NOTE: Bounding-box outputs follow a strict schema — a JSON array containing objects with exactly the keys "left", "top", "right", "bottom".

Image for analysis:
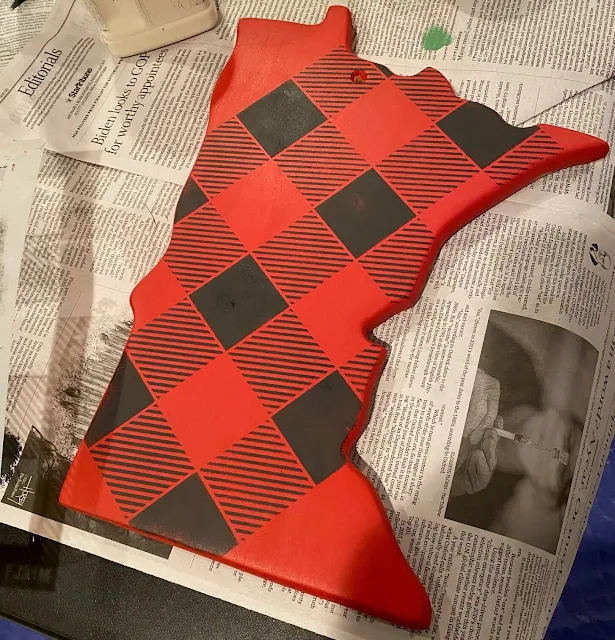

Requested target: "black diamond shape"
[
  {"left": 316, "top": 169, "right": 415, "bottom": 258},
  {"left": 85, "top": 354, "right": 154, "bottom": 447},
  {"left": 174, "top": 177, "right": 208, "bottom": 223},
  {"left": 190, "top": 255, "right": 287, "bottom": 350},
  {"left": 130, "top": 473, "right": 236, "bottom": 555},
  {"left": 437, "top": 102, "right": 539, "bottom": 169},
  {"left": 238, "top": 80, "right": 326, "bottom": 157},
  {"left": 273, "top": 371, "right": 361, "bottom": 484}
]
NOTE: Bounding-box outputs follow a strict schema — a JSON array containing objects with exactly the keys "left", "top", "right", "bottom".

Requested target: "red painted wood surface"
[{"left": 61, "top": 6, "right": 608, "bottom": 628}]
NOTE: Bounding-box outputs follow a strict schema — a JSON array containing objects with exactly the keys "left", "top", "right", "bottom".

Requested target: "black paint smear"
[
  {"left": 56, "top": 318, "right": 133, "bottom": 447},
  {"left": 1, "top": 432, "right": 22, "bottom": 485}
]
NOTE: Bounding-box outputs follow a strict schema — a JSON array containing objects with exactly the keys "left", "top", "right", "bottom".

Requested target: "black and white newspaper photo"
[{"left": 445, "top": 311, "right": 597, "bottom": 554}]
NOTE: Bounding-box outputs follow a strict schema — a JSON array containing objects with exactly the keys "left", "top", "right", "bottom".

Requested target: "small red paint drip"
[{"left": 350, "top": 69, "right": 367, "bottom": 84}]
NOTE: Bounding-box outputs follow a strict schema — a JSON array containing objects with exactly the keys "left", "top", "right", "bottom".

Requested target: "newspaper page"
[
  {"left": 0, "top": 0, "right": 55, "bottom": 73},
  {"left": 0, "top": 0, "right": 228, "bottom": 183},
  {"left": 0, "top": 137, "right": 43, "bottom": 467},
  {"left": 1, "top": 3, "right": 615, "bottom": 640},
  {"left": 0, "top": 0, "right": 613, "bottom": 184}
]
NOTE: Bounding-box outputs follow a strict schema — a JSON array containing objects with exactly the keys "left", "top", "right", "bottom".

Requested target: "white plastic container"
[{"left": 84, "top": 0, "right": 218, "bottom": 58}]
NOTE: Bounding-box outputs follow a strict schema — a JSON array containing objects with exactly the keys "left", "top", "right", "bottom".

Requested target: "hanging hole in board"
[{"left": 350, "top": 69, "right": 367, "bottom": 84}]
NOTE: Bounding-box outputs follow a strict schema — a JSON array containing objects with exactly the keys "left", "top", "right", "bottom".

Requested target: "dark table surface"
[{"left": 0, "top": 524, "right": 326, "bottom": 640}]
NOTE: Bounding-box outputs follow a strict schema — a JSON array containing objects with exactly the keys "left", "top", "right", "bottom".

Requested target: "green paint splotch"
[{"left": 421, "top": 26, "right": 452, "bottom": 51}]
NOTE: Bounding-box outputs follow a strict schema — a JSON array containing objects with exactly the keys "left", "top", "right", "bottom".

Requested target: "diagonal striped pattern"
[
  {"left": 359, "top": 221, "right": 434, "bottom": 301},
  {"left": 201, "top": 424, "right": 314, "bottom": 540},
  {"left": 254, "top": 212, "right": 352, "bottom": 302},
  {"left": 485, "top": 131, "right": 563, "bottom": 185},
  {"left": 192, "top": 118, "right": 269, "bottom": 196},
  {"left": 69, "top": 31, "right": 591, "bottom": 574},
  {"left": 164, "top": 203, "right": 247, "bottom": 291},
  {"left": 230, "top": 310, "right": 335, "bottom": 412},
  {"left": 294, "top": 47, "right": 385, "bottom": 116},
  {"left": 378, "top": 127, "right": 479, "bottom": 213},
  {"left": 127, "top": 300, "right": 222, "bottom": 396},
  {"left": 275, "top": 123, "right": 368, "bottom": 204},
  {"left": 340, "top": 344, "right": 384, "bottom": 397},
  {"left": 393, "top": 68, "right": 462, "bottom": 120},
  {"left": 90, "top": 406, "right": 194, "bottom": 516}
]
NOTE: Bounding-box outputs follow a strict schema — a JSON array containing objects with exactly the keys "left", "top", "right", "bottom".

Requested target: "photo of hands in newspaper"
[{"left": 446, "top": 310, "right": 597, "bottom": 554}]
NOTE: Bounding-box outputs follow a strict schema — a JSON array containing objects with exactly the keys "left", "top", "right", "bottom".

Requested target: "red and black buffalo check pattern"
[{"left": 60, "top": 8, "right": 606, "bottom": 623}]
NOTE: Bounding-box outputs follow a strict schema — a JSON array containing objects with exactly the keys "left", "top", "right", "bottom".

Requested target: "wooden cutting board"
[{"left": 60, "top": 5, "right": 608, "bottom": 628}]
